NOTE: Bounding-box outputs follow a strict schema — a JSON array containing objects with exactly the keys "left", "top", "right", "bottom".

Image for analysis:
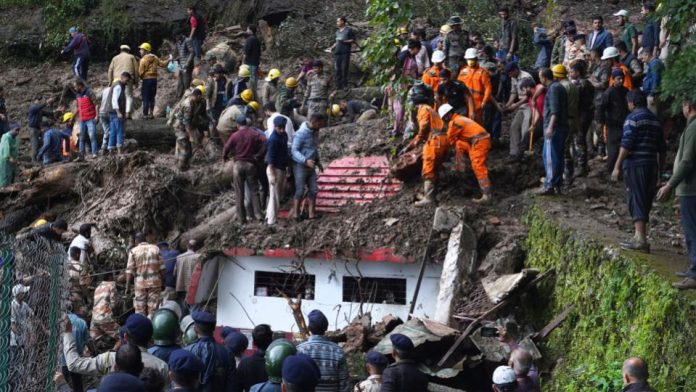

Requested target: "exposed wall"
[{"left": 524, "top": 207, "right": 696, "bottom": 391}]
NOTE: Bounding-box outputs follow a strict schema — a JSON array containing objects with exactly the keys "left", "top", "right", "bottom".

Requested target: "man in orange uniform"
[
  {"left": 602, "top": 46, "right": 634, "bottom": 90},
  {"left": 404, "top": 93, "right": 450, "bottom": 206},
  {"left": 439, "top": 103, "right": 492, "bottom": 203},
  {"left": 457, "top": 48, "right": 492, "bottom": 125},
  {"left": 421, "top": 50, "right": 447, "bottom": 104}
]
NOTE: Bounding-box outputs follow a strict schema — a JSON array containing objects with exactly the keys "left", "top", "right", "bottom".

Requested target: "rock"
[
  {"left": 433, "top": 207, "right": 464, "bottom": 232},
  {"left": 343, "top": 314, "right": 371, "bottom": 354},
  {"left": 478, "top": 235, "right": 525, "bottom": 277},
  {"left": 368, "top": 314, "right": 403, "bottom": 344}
]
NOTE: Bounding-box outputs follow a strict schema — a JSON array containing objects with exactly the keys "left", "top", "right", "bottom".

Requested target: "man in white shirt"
[{"left": 263, "top": 102, "right": 294, "bottom": 147}]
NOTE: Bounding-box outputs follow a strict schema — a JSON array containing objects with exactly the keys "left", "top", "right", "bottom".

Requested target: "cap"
[
  {"left": 9, "top": 122, "right": 20, "bottom": 131},
  {"left": 390, "top": 333, "right": 414, "bottom": 352},
  {"left": 156, "top": 241, "right": 169, "bottom": 248},
  {"left": 223, "top": 330, "right": 249, "bottom": 354},
  {"left": 281, "top": 354, "right": 321, "bottom": 389},
  {"left": 312, "top": 60, "right": 324, "bottom": 68},
  {"left": 307, "top": 309, "right": 328, "bottom": 334},
  {"left": 168, "top": 349, "right": 204, "bottom": 375},
  {"left": 68, "top": 27, "right": 78, "bottom": 34},
  {"left": 191, "top": 310, "right": 216, "bottom": 326},
  {"left": 613, "top": 9, "right": 629, "bottom": 17},
  {"left": 611, "top": 67, "right": 624, "bottom": 78},
  {"left": 492, "top": 365, "right": 517, "bottom": 385},
  {"left": 601, "top": 46, "right": 620, "bottom": 60},
  {"left": 431, "top": 50, "right": 445, "bottom": 63},
  {"left": 97, "top": 373, "right": 145, "bottom": 392},
  {"left": 273, "top": 116, "right": 288, "bottom": 128},
  {"left": 366, "top": 351, "right": 389, "bottom": 367},
  {"left": 12, "top": 284, "right": 30, "bottom": 297},
  {"left": 120, "top": 45, "right": 131, "bottom": 51},
  {"left": 125, "top": 313, "right": 154, "bottom": 341},
  {"left": 447, "top": 15, "right": 464, "bottom": 25},
  {"left": 235, "top": 115, "right": 248, "bottom": 125}
]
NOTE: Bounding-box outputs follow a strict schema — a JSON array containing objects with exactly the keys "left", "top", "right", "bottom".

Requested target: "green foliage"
[
  {"left": 43, "top": 0, "right": 95, "bottom": 49},
  {"left": 523, "top": 207, "right": 696, "bottom": 391},
  {"left": 361, "top": 0, "right": 413, "bottom": 86},
  {"left": 657, "top": 0, "right": 696, "bottom": 110}
]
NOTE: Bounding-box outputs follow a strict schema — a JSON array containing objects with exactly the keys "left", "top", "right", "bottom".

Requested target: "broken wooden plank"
[{"left": 533, "top": 304, "right": 576, "bottom": 342}]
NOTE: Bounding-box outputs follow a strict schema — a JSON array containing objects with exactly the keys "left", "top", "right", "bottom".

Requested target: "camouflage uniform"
[
  {"left": 304, "top": 72, "right": 331, "bottom": 118},
  {"left": 66, "top": 257, "right": 92, "bottom": 318},
  {"left": 90, "top": 281, "right": 119, "bottom": 341},
  {"left": 444, "top": 30, "right": 469, "bottom": 75},
  {"left": 276, "top": 85, "right": 300, "bottom": 119},
  {"left": 354, "top": 375, "right": 383, "bottom": 392},
  {"left": 126, "top": 242, "right": 165, "bottom": 317},
  {"left": 170, "top": 95, "right": 208, "bottom": 171}
]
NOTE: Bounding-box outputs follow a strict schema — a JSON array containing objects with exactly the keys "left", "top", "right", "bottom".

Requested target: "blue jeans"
[
  {"left": 192, "top": 38, "right": 203, "bottom": 60},
  {"left": 293, "top": 163, "right": 318, "bottom": 201},
  {"left": 100, "top": 114, "right": 110, "bottom": 150},
  {"left": 72, "top": 56, "right": 89, "bottom": 81},
  {"left": 681, "top": 196, "right": 696, "bottom": 278},
  {"left": 79, "top": 119, "right": 98, "bottom": 155},
  {"left": 543, "top": 130, "right": 567, "bottom": 189},
  {"left": 108, "top": 112, "right": 124, "bottom": 149},
  {"left": 141, "top": 79, "right": 157, "bottom": 116}
]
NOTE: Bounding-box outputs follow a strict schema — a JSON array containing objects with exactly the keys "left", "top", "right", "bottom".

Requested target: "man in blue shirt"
[
  {"left": 639, "top": 49, "right": 665, "bottom": 115},
  {"left": 27, "top": 96, "right": 54, "bottom": 162},
  {"left": 291, "top": 113, "right": 326, "bottom": 221},
  {"left": 185, "top": 311, "right": 236, "bottom": 392},
  {"left": 587, "top": 16, "right": 613, "bottom": 53},
  {"left": 266, "top": 116, "right": 290, "bottom": 226},
  {"left": 157, "top": 241, "right": 180, "bottom": 300},
  {"left": 538, "top": 66, "right": 569, "bottom": 196},
  {"left": 612, "top": 90, "right": 666, "bottom": 253},
  {"left": 532, "top": 26, "right": 552, "bottom": 70},
  {"left": 640, "top": 3, "right": 661, "bottom": 58},
  {"left": 38, "top": 122, "right": 69, "bottom": 165},
  {"left": 61, "top": 27, "right": 91, "bottom": 81}
]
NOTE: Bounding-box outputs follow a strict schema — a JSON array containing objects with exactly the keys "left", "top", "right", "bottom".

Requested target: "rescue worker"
[
  {"left": 596, "top": 68, "right": 630, "bottom": 173},
  {"left": 229, "top": 66, "right": 252, "bottom": 103},
  {"left": 216, "top": 88, "right": 253, "bottom": 142},
  {"left": 570, "top": 60, "right": 595, "bottom": 177},
  {"left": 185, "top": 311, "right": 236, "bottom": 391},
  {"left": 61, "top": 27, "right": 90, "bottom": 81},
  {"left": 458, "top": 48, "right": 492, "bottom": 125},
  {"left": 38, "top": 118, "right": 69, "bottom": 165},
  {"left": 206, "top": 65, "right": 230, "bottom": 124},
  {"left": 149, "top": 301, "right": 182, "bottom": 363},
  {"left": 168, "top": 349, "right": 204, "bottom": 392},
  {"left": 138, "top": 42, "right": 172, "bottom": 119},
  {"left": 616, "top": 40, "right": 643, "bottom": 88},
  {"left": 444, "top": 15, "right": 469, "bottom": 75},
  {"left": 440, "top": 103, "right": 492, "bottom": 203},
  {"left": 170, "top": 86, "right": 208, "bottom": 171},
  {"left": 380, "top": 334, "right": 428, "bottom": 392},
  {"left": 421, "top": 50, "right": 447, "bottom": 101},
  {"left": 354, "top": 351, "right": 388, "bottom": 392},
  {"left": 175, "top": 35, "right": 195, "bottom": 100},
  {"left": 0, "top": 122, "right": 19, "bottom": 187},
  {"left": 602, "top": 47, "right": 633, "bottom": 90},
  {"left": 89, "top": 278, "right": 120, "bottom": 343},
  {"left": 125, "top": 232, "right": 165, "bottom": 318},
  {"left": 107, "top": 45, "right": 139, "bottom": 118},
  {"left": 249, "top": 339, "right": 297, "bottom": 392},
  {"left": 262, "top": 69, "right": 282, "bottom": 106},
  {"left": 109, "top": 72, "right": 132, "bottom": 154},
  {"left": 67, "top": 246, "right": 92, "bottom": 318},
  {"left": 437, "top": 69, "right": 475, "bottom": 118},
  {"left": 336, "top": 100, "right": 377, "bottom": 123},
  {"left": 403, "top": 91, "right": 449, "bottom": 207},
  {"left": 554, "top": 64, "right": 581, "bottom": 181},
  {"left": 277, "top": 77, "right": 301, "bottom": 120},
  {"left": 303, "top": 60, "right": 332, "bottom": 118},
  {"left": 64, "top": 313, "right": 169, "bottom": 384},
  {"left": 222, "top": 115, "right": 267, "bottom": 223}
]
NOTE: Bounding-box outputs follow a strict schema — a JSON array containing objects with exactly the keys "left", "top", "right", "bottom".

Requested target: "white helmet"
[
  {"left": 431, "top": 50, "right": 446, "bottom": 63},
  {"left": 492, "top": 366, "right": 517, "bottom": 385},
  {"left": 464, "top": 48, "right": 478, "bottom": 60},
  {"left": 438, "top": 103, "right": 454, "bottom": 118},
  {"left": 601, "top": 46, "right": 620, "bottom": 60}
]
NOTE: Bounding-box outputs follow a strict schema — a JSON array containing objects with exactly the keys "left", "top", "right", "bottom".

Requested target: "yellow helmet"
[
  {"left": 331, "top": 104, "right": 342, "bottom": 116},
  {"left": 239, "top": 66, "right": 251, "bottom": 78},
  {"left": 62, "top": 112, "right": 74, "bottom": 123},
  {"left": 139, "top": 42, "right": 152, "bottom": 52},
  {"left": 551, "top": 64, "right": 567, "bottom": 78},
  {"left": 265, "top": 68, "right": 281, "bottom": 81},
  {"left": 440, "top": 25, "right": 452, "bottom": 34},
  {"left": 285, "top": 77, "right": 298, "bottom": 89},
  {"left": 191, "top": 78, "right": 205, "bottom": 87},
  {"left": 240, "top": 89, "right": 254, "bottom": 103},
  {"left": 247, "top": 101, "right": 260, "bottom": 113},
  {"left": 195, "top": 85, "right": 206, "bottom": 95}
]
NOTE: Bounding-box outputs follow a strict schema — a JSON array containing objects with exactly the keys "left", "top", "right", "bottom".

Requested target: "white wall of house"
[{"left": 216, "top": 256, "right": 443, "bottom": 332}]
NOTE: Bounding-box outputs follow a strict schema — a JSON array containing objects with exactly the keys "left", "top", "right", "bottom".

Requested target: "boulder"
[{"left": 478, "top": 235, "right": 526, "bottom": 277}]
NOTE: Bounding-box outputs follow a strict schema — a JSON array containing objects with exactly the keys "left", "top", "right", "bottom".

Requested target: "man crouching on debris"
[
  {"left": 171, "top": 86, "right": 207, "bottom": 171},
  {"left": 381, "top": 334, "right": 428, "bottom": 392},
  {"left": 290, "top": 113, "right": 326, "bottom": 221}
]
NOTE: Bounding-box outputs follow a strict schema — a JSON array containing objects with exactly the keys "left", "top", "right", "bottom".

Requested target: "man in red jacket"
[{"left": 74, "top": 79, "right": 99, "bottom": 159}]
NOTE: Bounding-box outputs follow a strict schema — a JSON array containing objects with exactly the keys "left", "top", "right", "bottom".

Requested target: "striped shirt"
[
  {"left": 621, "top": 107, "right": 666, "bottom": 168},
  {"left": 297, "top": 335, "right": 350, "bottom": 392}
]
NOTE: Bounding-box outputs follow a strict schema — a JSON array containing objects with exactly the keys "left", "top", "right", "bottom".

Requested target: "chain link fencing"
[{"left": 1, "top": 233, "right": 67, "bottom": 392}]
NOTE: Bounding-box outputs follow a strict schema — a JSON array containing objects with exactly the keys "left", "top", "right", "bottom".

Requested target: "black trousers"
[{"left": 335, "top": 53, "right": 350, "bottom": 89}]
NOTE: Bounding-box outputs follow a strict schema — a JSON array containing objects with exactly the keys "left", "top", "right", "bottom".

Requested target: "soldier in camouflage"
[
  {"left": 90, "top": 279, "right": 120, "bottom": 344},
  {"left": 126, "top": 232, "right": 165, "bottom": 318},
  {"left": 303, "top": 60, "right": 332, "bottom": 119},
  {"left": 444, "top": 16, "right": 469, "bottom": 75},
  {"left": 170, "top": 86, "right": 208, "bottom": 171},
  {"left": 67, "top": 246, "right": 92, "bottom": 318}
]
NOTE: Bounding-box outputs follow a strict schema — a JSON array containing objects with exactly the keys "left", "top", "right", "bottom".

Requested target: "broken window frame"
[{"left": 342, "top": 276, "right": 407, "bottom": 305}]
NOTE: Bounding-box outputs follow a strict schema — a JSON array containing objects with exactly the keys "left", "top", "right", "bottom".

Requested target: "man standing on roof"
[
  {"left": 126, "top": 232, "right": 165, "bottom": 318},
  {"left": 330, "top": 17, "right": 356, "bottom": 90},
  {"left": 291, "top": 113, "right": 326, "bottom": 221},
  {"left": 138, "top": 42, "right": 172, "bottom": 120},
  {"left": 108, "top": 45, "right": 139, "bottom": 119},
  {"left": 443, "top": 16, "right": 468, "bottom": 75},
  {"left": 458, "top": 48, "right": 492, "bottom": 125},
  {"left": 61, "top": 27, "right": 90, "bottom": 81}
]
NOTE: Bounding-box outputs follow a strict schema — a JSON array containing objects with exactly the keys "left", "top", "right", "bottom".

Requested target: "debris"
[
  {"left": 533, "top": 305, "right": 576, "bottom": 342},
  {"left": 383, "top": 218, "right": 399, "bottom": 227},
  {"left": 481, "top": 269, "right": 540, "bottom": 304},
  {"left": 477, "top": 234, "right": 525, "bottom": 277},
  {"left": 487, "top": 216, "right": 502, "bottom": 226}
]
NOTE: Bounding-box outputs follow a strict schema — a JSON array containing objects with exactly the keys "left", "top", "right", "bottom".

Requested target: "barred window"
[
  {"left": 342, "top": 277, "right": 407, "bottom": 305},
  {"left": 254, "top": 271, "right": 316, "bottom": 299}
]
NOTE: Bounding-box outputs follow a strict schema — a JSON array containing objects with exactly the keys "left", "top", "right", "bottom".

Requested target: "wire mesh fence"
[{"left": 1, "top": 233, "right": 67, "bottom": 392}]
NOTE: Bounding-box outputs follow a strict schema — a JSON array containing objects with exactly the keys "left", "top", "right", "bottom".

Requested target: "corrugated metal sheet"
[{"left": 316, "top": 156, "right": 402, "bottom": 212}]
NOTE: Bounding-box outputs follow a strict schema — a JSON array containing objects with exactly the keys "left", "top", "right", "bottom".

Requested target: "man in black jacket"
[
  {"left": 621, "top": 357, "right": 656, "bottom": 392},
  {"left": 596, "top": 68, "right": 629, "bottom": 173},
  {"left": 233, "top": 324, "right": 273, "bottom": 391},
  {"left": 381, "top": 334, "right": 428, "bottom": 392}
]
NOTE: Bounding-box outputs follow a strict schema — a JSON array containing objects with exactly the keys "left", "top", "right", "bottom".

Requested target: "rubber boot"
[
  {"left": 415, "top": 181, "right": 434, "bottom": 207},
  {"left": 474, "top": 187, "right": 492, "bottom": 204}
]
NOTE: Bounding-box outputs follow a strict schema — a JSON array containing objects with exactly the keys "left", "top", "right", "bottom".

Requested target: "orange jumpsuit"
[
  {"left": 421, "top": 65, "right": 447, "bottom": 98},
  {"left": 446, "top": 113, "right": 491, "bottom": 191},
  {"left": 457, "top": 65, "right": 492, "bottom": 125},
  {"left": 609, "top": 63, "right": 634, "bottom": 90},
  {"left": 415, "top": 105, "right": 449, "bottom": 181}
]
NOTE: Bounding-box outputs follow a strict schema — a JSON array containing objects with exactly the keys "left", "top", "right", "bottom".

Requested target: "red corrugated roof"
[{"left": 316, "top": 156, "right": 402, "bottom": 212}]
